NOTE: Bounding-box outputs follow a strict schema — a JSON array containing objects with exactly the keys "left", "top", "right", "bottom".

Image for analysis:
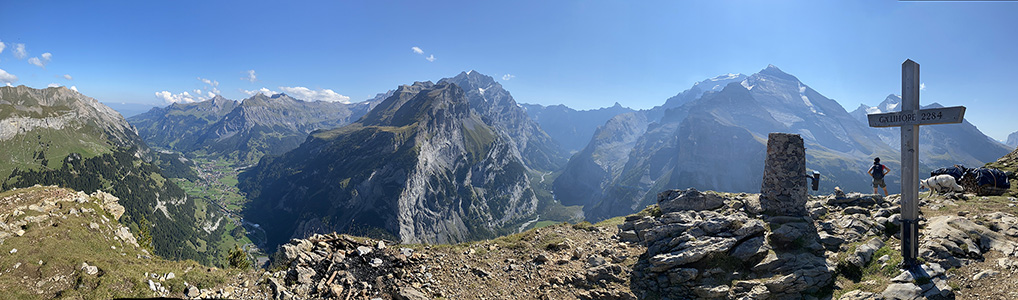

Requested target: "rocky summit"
[{"left": 620, "top": 188, "right": 834, "bottom": 299}]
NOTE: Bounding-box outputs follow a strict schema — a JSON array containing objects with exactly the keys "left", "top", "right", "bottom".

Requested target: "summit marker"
[{"left": 867, "top": 59, "right": 965, "bottom": 267}]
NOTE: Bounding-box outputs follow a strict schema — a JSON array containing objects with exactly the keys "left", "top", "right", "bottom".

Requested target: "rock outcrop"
[
  {"left": 263, "top": 221, "right": 644, "bottom": 300},
  {"left": 620, "top": 188, "right": 834, "bottom": 299}
]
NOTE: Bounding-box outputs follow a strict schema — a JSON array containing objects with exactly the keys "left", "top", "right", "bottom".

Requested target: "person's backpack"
[{"left": 871, "top": 164, "right": 885, "bottom": 179}]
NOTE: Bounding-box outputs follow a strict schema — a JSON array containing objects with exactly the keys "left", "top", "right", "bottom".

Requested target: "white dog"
[{"left": 920, "top": 174, "right": 964, "bottom": 195}]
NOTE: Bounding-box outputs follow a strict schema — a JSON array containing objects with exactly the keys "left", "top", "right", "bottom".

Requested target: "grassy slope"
[
  {"left": 0, "top": 126, "right": 112, "bottom": 180},
  {"left": 0, "top": 186, "right": 236, "bottom": 299}
]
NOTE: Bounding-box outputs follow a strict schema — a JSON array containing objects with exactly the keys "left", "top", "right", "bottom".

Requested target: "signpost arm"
[{"left": 901, "top": 59, "right": 921, "bottom": 267}]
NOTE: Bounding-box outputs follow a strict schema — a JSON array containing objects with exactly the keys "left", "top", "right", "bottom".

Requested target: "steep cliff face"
[
  {"left": 240, "top": 82, "right": 538, "bottom": 247},
  {"left": 439, "top": 71, "right": 566, "bottom": 171}
]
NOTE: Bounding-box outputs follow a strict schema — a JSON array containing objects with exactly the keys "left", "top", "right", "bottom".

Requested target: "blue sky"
[{"left": 1, "top": 1, "right": 1016, "bottom": 140}]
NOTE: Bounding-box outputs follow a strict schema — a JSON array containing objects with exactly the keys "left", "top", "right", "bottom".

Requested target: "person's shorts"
[{"left": 873, "top": 178, "right": 886, "bottom": 188}]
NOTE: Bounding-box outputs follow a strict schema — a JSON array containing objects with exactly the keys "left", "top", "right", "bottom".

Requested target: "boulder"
[
  {"left": 649, "top": 237, "right": 736, "bottom": 271},
  {"left": 847, "top": 237, "right": 885, "bottom": 268},
  {"left": 93, "top": 191, "right": 125, "bottom": 220},
  {"left": 730, "top": 236, "right": 770, "bottom": 263},
  {"left": 972, "top": 269, "right": 1000, "bottom": 281},
  {"left": 657, "top": 188, "right": 725, "bottom": 213},
  {"left": 185, "top": 285, "right": 200, "bottom": 298},
  {"left": 838, "top": 290, "right": 880, "bottom": 300},
  {"left": 882, "top": 283, "right": 922, "bottom": 300},
  {"left": 396, "top": 286, "right": 429, "bottom": 300}
]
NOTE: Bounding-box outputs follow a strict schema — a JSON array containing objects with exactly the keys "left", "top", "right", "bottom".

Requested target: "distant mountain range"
[
  {"left": 552, "top": 65, "right": 1010, "bottom": 221},
  {"left": 849, "top": 94, "right": 1011, "bottom": 169},
  {"left": 519, "top": 103, "right": 635, "bottom": 154},
  {"left": 129, "top": 93, "right": 375, "bottom": 165},
  {"left": 103, "top": 101, "right": 159, "bottom": 118}
]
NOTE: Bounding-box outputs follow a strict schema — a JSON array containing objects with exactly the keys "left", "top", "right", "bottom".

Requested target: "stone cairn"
[
  {"left": 620, "top": 132, "right": 834, "bottom": 299},
  {"left": 760, "top": 132, "right": 807, "bottom": 216}
]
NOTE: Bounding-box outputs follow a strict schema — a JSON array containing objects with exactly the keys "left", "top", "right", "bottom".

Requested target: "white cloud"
[
  {"left": 920, "top": 83, "right": 926, "bottom": 91},
  {"left": 279, "top": 86, "right": 351, "bottom": 103},
  {"left": 28, "top": 57, "right": 45, "bottom": 68},
  {"left": 28, "top": 52, "right": 52, "bottom": 68},
  {"left": 242, "top": 87, "right": 279, "bottom": 96},
  {"left": 0, "top": 41, "right": 5, "bottom": 54},
  {"left": 502, "top": 74, "right": 515, "bottom": 81},
  {"left": 156, "top": 77, "right": 223, "bottom": 104},
  {"left": 63, "top": 74, "right": 73, "bottom": 80},
  {"left": 411, "top": 46, "right": 423, "bottom": 54},
  {"left": 156, "top": 91, "right": 199, "bottom": 104},
  {"left": 0, "top": 68, "right": 17, "bottom": 84},
  {"left": 197, "top": 77, "right": 221, "bottom": 94},
  {"left": 13, "top": 43, "right": 27, "bottom": 59},
  {"left": 243, "top": 69, "right": 257, "bottom": 82},
  {"left": 70, "top": 86, "right": 77, "bottom": 92},
  {"left": 426, "top": 54, "right": 435, "bottom": 62},
  {"left": 47, "top": 83, "right": 60, "bottom": 88}
]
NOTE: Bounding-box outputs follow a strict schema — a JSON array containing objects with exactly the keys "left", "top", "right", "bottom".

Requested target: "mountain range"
[
  {"left": 129, "top": 93, "right": 376, "bottom": 165},
  {"left": 849, "top": 94, "right": 1012, "bottom": 169},
  {"left": 239, "top": 81, "right": 541, "bottom": 246},
  {"left": 552, "top": 65, "right": 1010, "bottom": 221},
  {"left": 519, "top": 102, "right": 635, "bottom": 154},
  {"left": 6, "top": 66, "right": 1005, "bottom": 257},
  {"left": 126, "top": 67, "right": 1009, "bottom": 245}
]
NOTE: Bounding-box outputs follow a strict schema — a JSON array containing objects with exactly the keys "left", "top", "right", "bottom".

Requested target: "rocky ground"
[
  {"left": 3, "top": 183, "right": 1018, "bottom": 299},
  {"left": 263, "top": 220, "right": 645, "bottom": 300}
]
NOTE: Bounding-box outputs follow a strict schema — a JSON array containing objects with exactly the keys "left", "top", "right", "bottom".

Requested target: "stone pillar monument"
[{"left": 760, "top": 133, "right": 807, "bottom": 216}]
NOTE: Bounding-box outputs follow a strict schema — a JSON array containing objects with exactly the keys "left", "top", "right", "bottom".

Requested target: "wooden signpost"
[{"left": 867, "top": 59, "right": 966, "bottom": 267}]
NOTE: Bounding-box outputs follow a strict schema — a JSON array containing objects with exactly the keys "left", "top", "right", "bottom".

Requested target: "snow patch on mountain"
[
  {"left": 798, "top": 83, "right": 823, "bottom": 115},
  {"left": 740, "top": 80, "right": 754, "bottom": 91}
]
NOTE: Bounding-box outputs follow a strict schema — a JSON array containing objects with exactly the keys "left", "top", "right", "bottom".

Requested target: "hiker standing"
[{"left": 868, "top": 157, "right": 890, "bottom": 196}]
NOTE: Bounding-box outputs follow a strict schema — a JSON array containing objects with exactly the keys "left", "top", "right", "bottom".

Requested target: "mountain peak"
[
  {"left": 759, "top": 64, "right": 792, "bottom": 77},
  {"left": 445, "top": 71, "right": 497, "bottom": 89}
]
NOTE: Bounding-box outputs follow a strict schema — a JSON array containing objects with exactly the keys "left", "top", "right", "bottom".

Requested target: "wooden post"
[
  {"left": 867, "top": 59, "right": 965, "bottom": 268},
  {"left": 900, "top": 60, "right": 920, "bottom": 266}
]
